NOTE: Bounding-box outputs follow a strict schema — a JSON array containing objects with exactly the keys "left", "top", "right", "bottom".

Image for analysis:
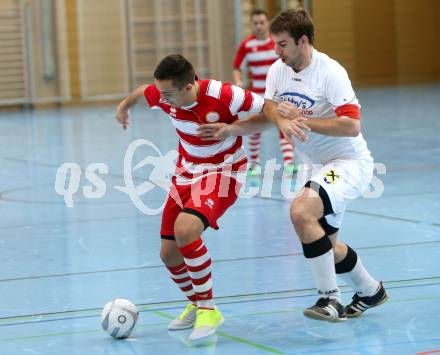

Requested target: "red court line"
[{"left": 417, "top": 350, "right": 440, "bottom": 355}]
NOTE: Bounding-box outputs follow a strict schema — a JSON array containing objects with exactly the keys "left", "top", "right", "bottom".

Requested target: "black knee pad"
[
  {"left": 335, "top": 245, "right": 358, "bottom": 274},
  {"left": 302, "top": 235, "right": 333, "bottom": 258}
]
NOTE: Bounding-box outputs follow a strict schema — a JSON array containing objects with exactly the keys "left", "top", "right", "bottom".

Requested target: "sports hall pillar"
[{"left": 65, "top": 0, "right": 81, "bottom": 102}]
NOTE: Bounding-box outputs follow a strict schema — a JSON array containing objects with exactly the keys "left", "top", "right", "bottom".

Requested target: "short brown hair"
[
  {"left": 251, "top": 9, "right": 268, "bottom": 18},
  {"left": 153, "top": 54, "right": 195, "bottom": 89},
  {"left": 270, "top": 9, "right": 314, "bottom": 45}
]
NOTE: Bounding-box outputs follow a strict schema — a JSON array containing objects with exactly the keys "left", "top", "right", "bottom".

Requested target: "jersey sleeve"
[
  {"left": 219, "top": 83, "right": 264, "bottom": 116},
  {"left": 232, "top": 41, "right": 247, "bottom": 70},
  {"left": 325, "top": 65, "right": 358, "bottom": 108},
  {"left": 144, "top": 85, "right": 160, "bottom": 108},
  {"left": 264, "top": 62, "right": 281, "bottom": 102},
  {"left": 239, "top": 89, "right": 264, "bottom": 114}
]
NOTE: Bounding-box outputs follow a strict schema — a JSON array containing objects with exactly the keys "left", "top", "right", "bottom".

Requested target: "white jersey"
[{"left": 265, "top": 49, "right": 373, "bottom": 164}]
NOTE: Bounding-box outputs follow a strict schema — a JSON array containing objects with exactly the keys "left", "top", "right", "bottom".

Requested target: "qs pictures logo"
[{"left": 54, "top": 139, "right": 180, "bottom": 215}]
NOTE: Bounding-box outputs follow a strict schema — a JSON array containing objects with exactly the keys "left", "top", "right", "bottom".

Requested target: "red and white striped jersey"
[
  {"left": 144, "top": 79, "right": 264, "bottom": 184},
  {"left": 233, "top": 34, "right": 278, "bottom": 94}
]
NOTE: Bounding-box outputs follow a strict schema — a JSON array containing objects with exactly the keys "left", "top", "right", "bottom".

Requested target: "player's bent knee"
[
  {"left": 174, "top": 211, "right": 206, "bottom": 243},
  {"left": 173, "top": 222, "right": 194, "bottom": 242},
  {"left": 290, "top": 201, "right": 313, "bottom": 228}
]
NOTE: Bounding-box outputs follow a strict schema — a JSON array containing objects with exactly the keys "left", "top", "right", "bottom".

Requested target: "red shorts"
[{"left": 160, "top": 173, "right": 241, "bottom": 236}]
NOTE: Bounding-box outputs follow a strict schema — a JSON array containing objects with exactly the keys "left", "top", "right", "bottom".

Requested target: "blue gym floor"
[{"left": 0, "top": 84, "right": 439, "bottom": 354}]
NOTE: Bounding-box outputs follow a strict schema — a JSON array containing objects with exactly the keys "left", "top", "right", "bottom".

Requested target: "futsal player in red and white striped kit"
[
  {"left": 116, "top": 54, "right": 270, "bottom": 341},
  {"left": 233, "top": 9, "right": 296, "bottom": 176}
]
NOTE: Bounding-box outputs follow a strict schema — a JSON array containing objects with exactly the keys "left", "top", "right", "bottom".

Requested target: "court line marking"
[
  {"left": 216, "top": 331, "right": 284, "bottom": 354},
  {"left": 0, "top": 307, "right": 284, "bottom": 354},
  {"left": 152, "top": 309, "right": 284, "bottom": 354},
  {"left": 0, "top": 320, "right": 169, "bottom": 342},
  {"left": 1, "top": 287, "right": 439, "bottom": 354},
  {"left": 3, "top": 155, "right": 440, "bottom": 175},
  {"left": 2, "top": 184, "right": 440, "bottom": 208},
  {"left": 295, "top": 337, "right": 440, "bottom": 354},
  {"left": 0, "top": 214, "right": 144, "bottom": 230},
  {"left": 1, "top": 143, "right": 439, "bottom": 352},
  {"left": 1, "top": 240, "right": 439, "bottom": 283},
  {"left": 346, "top": 210, "right": 440, "bottom": 227},
  {"left": 255, "top": 195, "right": 440, "bottom": 227},
  {"left": 0, "top": 178, "right": 438, "bottom": 228},
  {"left": 417, "top": 350, "right": 440, "bottom": 355},
  {"left": 0, "top": 199, "right": 277, "bottom": 230},
  {"left": 0, "top": 278, "right": 439, "bottom": 326},
  {"left": 2, "top": 178, "right": 440, "bottom": 207},
  {"left": 1, "top": 157, "right": 439, "bottom": 214}
]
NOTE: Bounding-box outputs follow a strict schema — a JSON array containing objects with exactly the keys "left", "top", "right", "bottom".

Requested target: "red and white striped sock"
[
  {"left": 279, "top": 131, "right": 294, "bottom": 166},
  {"left": 248, "top": 133, "right": 262, "bottom": 165},
  {"left": 179, "top": 238, "right": 214, "bottom": 310},
  {"left": 166, "top": 263, "right": 197, "bottom": 304}
]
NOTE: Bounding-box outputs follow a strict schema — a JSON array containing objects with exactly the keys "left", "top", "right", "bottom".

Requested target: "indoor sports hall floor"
[{"left": 0, "top": 84, "right": 439, "bottom": 355}]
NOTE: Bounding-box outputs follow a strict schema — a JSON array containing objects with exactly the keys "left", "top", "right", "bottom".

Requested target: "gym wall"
[{"left": 0, "top": 0, "right": 438, "bottom": 107}]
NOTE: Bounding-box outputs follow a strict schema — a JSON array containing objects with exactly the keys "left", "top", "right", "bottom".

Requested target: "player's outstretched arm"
[
  {"left": 197, "top": 113, "right": 272, "bottom": 140},
  {"left": 116, "top": 85, "right": 148, "bottom": 130}
]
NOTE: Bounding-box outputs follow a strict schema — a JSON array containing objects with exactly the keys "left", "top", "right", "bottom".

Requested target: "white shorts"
[{"left": 295, "top": 159, "right": 374, "bottom": 229}]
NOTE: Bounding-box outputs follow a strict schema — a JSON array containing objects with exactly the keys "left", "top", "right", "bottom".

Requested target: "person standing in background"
[{"left": 233, "top": 9, "right": 296, "bottom": 176}]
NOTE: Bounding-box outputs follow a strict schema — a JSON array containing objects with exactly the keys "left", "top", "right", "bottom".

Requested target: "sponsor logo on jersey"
[
  {"left": 280, "top": 92, "right": 315, "bottom": 109},
  {"left": 324, "top": 169, "right": 340, "bottom": 184},
  {"left": 205, "top": 111, "right": 220, "bottom": 122}
]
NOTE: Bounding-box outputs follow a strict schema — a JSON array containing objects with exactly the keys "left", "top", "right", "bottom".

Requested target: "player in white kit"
[
  {"left": 265, "top": 8, "right": 389, "bottom": 321},
  {"left": 199, "top": 9, "right": 389, "bottom": 322}
]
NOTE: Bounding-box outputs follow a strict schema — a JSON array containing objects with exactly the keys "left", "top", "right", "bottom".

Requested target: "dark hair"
[
  {"left": 270, "top": 9, "right": 314, "bottom": 45},
  {"left": 153, "top": 54, "right": 195, "bottom": 89},
  {"left": 251, "top": 9, "right": 268, "bottom": 18}
]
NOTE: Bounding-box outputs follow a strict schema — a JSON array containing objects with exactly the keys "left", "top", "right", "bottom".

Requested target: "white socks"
[
  {"left": 339, "top": 257, "right": 380, "bottom": 296},
  {"left": 302, "top": 235, "right": 341, "bottom": 302}
]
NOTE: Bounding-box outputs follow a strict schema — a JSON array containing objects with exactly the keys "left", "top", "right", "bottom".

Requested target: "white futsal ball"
[{"left": 101, "top": 299, "right": 139, "bottom": 339}]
